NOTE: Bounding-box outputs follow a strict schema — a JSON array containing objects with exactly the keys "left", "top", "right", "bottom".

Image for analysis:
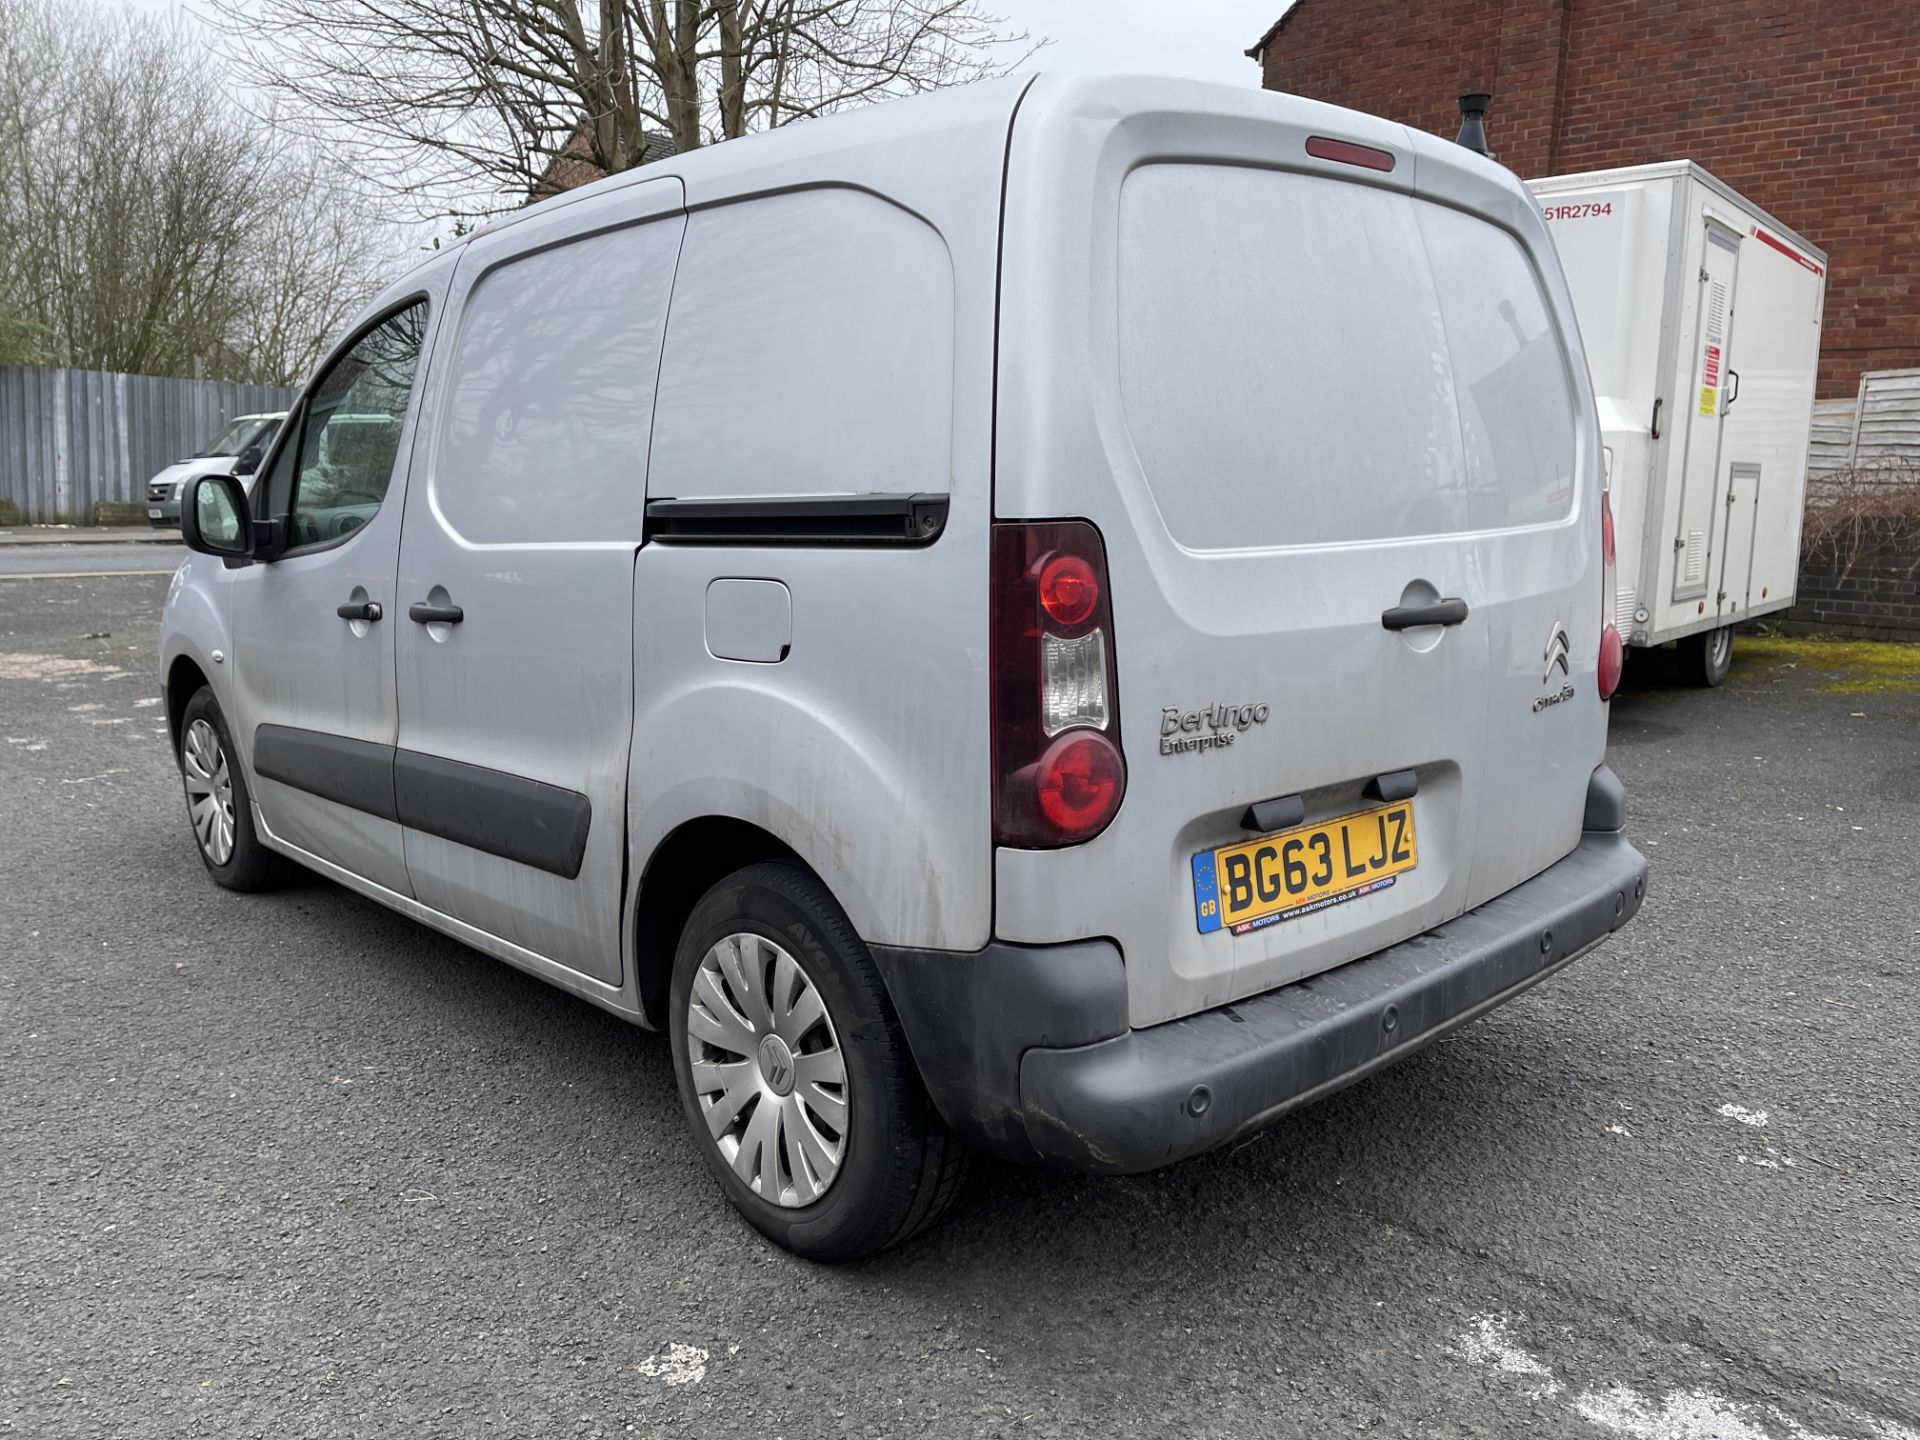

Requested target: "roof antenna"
[{"left": 1456, "top": 93, "right": 1493, "bottom": 157}]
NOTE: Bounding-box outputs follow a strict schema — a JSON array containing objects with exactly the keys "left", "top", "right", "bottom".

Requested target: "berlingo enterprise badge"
[{"left": 1160, "top": 701, "right": 1269, "bottom": 756}]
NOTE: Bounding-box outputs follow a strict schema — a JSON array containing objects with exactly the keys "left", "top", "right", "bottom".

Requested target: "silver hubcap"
[
  {"left": 181, "top": 718, "right": 235, "bottom": 866},
  {"left": 687, "top": 932, "right": 848, "bottom": 1208},
  {"left": 1710, "top": 628, "right": 1732, "bottom": 670}
]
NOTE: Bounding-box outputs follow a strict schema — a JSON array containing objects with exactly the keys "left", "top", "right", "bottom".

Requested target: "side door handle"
[
  {"left": 409, "top": 601, "right": 464, "bottom": 625},
  {"left": 336, "top": 600, "right": 383, "bottom": 622},
  {"left": 1381, "top": 598, "right": 1469, "bottom": 630}
]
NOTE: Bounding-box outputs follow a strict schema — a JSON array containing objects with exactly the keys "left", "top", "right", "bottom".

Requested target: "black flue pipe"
[{"left": 1456, "top": 93, "right": 1493, "bottom": 156}]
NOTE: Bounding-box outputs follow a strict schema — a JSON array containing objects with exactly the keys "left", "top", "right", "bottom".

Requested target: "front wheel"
[
  {"left": 1680, "top": 625, "right": 1734, "bottom": 687},
  {"left": 177, "top": 687, "right": 281, "bottom": 892},
  {"left": 668, "top": 861, "right": 968, "bottom": 1261}
]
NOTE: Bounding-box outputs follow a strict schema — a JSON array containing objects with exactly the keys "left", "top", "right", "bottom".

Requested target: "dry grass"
[{"left": 1801, "top": 463, "right": 1920, "bottom": 583}]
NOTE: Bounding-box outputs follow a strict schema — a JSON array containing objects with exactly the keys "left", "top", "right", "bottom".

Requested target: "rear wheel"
[
  {"left": 667, "top": 860, "right": 968, "bottom": 1261},
  {"left": 177, "top": 687, "right": 281, "bottom": 892},
  {"left": 1680, "top": 625, "right": 1734, "bottom": 687}
]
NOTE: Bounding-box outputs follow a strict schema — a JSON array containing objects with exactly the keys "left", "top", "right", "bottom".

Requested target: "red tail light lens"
[
  {"left": 992, "top": 521, "right": 1125, "bottom": 847},
  {"left": 1599, "top": 625, "right": 1624, "bottom": 700},
  {"left": 1599, "top": 490, "right": 1623, "bottom": 700},
  {"left": 1033, "top": 732, "right": 1125, "bottom": 833},
  {"left": 1038, "top": 554, "right": 1099, "bottom": 627}
]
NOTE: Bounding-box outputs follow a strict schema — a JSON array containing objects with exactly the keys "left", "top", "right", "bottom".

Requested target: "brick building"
[
  {"left": 1247, "top": 0, "right": 1920, "bottom": 398},
  {"left": 531, "top": 124, "right": 677, "bottom": 203}
]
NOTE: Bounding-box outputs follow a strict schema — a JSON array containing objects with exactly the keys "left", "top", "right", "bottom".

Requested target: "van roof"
[
  {"left": 458, "top": 72, "right": 1035, "bottom": 252},
  {"left": 378, "top": 73, "right": 1534, "bottom": 315}
]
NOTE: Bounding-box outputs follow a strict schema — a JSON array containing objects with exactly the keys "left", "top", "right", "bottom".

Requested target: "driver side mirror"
[
  {"left": 182, "top": 474, "right": 254, "bottom": 561},
  {"left": 233, "top": 444, "right": 263, "bottom": 477}
]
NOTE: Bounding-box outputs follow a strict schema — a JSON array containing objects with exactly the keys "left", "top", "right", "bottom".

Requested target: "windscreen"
[
  {"left": 193, "top": 418, "right": 257, "bottom": 458},
  {"left": 1116, "top": 164, "right": 1577, "bottom": 550}
]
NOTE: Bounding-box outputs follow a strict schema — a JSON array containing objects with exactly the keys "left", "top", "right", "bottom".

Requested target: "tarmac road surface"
[{"left": 2, "top": 574, "right": 1916, "bottom": 1438}]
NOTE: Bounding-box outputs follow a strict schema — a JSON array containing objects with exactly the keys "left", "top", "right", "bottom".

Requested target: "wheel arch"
[
  {"left": 164, "top": 654, "right": 212, "bottom": 754},
  {"left": 632, "top": 815, "right": 807, "bottom": 1027}
]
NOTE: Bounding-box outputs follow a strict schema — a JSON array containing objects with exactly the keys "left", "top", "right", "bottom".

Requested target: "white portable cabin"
[{"left": 1527, "top": 162, "right": 1826, "bottom": 677}]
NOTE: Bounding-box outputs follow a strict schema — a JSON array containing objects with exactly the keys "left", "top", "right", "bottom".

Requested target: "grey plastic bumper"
[{"left": 875, "top": 785, "right": 1647, "bottom": 1174}]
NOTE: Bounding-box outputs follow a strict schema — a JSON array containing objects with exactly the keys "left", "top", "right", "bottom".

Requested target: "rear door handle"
[
  {"left": 409, "top": 602, "right": 464, "bottom": 625},
  {"left": 336, "top": 601, "right": 382, "bottom": 622},
  {"left": 1381, "top": 598, "right": 1469, "bottom": 630}
]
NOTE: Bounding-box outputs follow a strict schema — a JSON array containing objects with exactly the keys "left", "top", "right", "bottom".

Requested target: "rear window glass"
[
  {"left": 1117, "top": 164, "right": 1577, "bottom": 550},
  {"left": 649, "top": 188, "right": 953, "bottom": 501}
]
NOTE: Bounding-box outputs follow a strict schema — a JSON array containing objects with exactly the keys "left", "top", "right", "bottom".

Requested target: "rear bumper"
[{"left": 874, "top": 772, "right": 1648, "bottom": 1174}]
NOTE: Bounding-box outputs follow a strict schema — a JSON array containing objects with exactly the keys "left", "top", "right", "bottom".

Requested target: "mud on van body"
[{"left": 161, "top": 74, "right": 1647, "bottom": 1260}]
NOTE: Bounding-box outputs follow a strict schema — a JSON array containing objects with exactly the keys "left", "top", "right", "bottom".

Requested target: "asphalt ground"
[
  {"left": 0, "top": 543, "right": 186, "bottom": 579},
  {"left": 2, "top": 573, "right": 1916, "bottom": 1439}
]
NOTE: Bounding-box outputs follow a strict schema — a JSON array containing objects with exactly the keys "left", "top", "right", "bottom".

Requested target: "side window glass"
[
  {"left": 288, "top": 302, "right": 428, "bottom": 548},
  {"left": 436, "top": 220, "right": 679, "bottom": 544}
]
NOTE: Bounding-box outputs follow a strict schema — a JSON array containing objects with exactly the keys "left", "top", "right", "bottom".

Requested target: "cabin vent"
[
  {"left": 1617, "top": 584, "right": 1636, "bottom": 623},
  {"left": 1682, "top": 530, "right": 1707, "bottom": 584},
  {"left": 1706, "top": 281, "right": 1728, "bottom": 340}
]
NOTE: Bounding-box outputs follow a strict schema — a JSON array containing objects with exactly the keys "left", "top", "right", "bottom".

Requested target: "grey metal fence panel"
[{"left": 0, "top": 365, "right": 297, "bottom": 523}]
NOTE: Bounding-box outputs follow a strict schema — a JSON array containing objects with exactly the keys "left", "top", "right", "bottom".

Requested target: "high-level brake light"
[{"left": 1305, "top": 136, "right": 1396, "bottom": 173}]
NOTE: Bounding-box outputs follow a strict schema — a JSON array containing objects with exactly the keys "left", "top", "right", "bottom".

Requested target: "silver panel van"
[
  {"left": 161, "top": 74, "right": 1647, "bottom": 1259},
  {"left": 145, "top": 412, "right": 286, "bottom": 527}
]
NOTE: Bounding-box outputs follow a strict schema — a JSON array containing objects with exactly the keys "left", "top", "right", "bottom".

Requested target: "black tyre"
[
  {"left": 668, "top": 861, "right": 969, "bottom": 1261},
  {"left": 177, "top": 687, "right": 282, "bottom": 892},
  {"left": 1680, "top": 625, "right": 1734, "bottom": 687}
]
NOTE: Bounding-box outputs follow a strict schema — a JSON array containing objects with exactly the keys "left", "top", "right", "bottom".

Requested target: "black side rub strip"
[
  {"left": 645, "top": 492, "right": 949, "bottom": 546},
  {"left": 253, "top": 725, "right": 398, "bottom": 822},
  {"left": 250, "top": 725, "right": 590, "bottom": 878},
  {"left": 393, "top": 750, "right": 591, "bottom": 880}
]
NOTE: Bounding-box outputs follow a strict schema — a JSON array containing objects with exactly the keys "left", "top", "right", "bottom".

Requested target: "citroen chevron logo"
[
  {"left": 1543, "top": 622, "right": 1572, "bottom": 683},
  {"left": 757, "top": 1034, "right": 796, "bottom": 1096}
]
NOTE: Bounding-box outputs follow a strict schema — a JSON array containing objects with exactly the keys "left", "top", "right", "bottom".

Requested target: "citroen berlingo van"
[{"left": 162, "top": 74, "right": 1649, "bottom": 1260}]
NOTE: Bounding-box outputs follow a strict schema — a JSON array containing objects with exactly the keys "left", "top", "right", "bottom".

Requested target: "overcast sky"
[{"left": 124, "top": 0, "right": 1282, "bottom": 88}]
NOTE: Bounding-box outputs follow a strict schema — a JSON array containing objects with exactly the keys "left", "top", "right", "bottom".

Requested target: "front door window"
[{"left": 284, "top": 302, "right": 427, "bottom": 551}]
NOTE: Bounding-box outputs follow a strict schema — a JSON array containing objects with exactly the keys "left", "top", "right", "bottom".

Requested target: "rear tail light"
[
  {"left": 992, "top": 522, "right": 1125, "bottom": 846},
  {"left": 1598, "top": 490, "right": 1624, "bottom": 700}
]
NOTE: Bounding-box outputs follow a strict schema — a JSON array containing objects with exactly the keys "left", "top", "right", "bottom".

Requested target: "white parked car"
[
  {"left": 159, "top": 75, "right": 1649, "bottom": 1259},
  {"left": 145, "top": 412, "right": 286, "bottom": 526}
]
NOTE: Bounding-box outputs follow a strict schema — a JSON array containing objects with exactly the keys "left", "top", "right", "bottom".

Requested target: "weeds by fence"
[{"left": 1803, "top": 463, "right": 1920, "bottom": 585}]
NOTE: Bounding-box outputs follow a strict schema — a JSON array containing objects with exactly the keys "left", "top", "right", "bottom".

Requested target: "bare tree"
[
  {"left": 215, "top": 0, "right": 1041, "bottom": 210},
  {"left": 0, "top": 0, "right": 399, "bottom": 383},
  {"left": 227, "top": 138, "right": 399, "bottom": 385}
]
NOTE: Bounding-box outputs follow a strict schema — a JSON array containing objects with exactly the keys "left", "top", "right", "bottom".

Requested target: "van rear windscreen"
[{"left": 1117, "top": 164, "right": 1577, "bottom": 550}]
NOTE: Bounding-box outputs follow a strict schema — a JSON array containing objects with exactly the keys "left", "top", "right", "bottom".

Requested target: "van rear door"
[{"left": 993, "top": 81, "right": 1606, "bottom": 1028}]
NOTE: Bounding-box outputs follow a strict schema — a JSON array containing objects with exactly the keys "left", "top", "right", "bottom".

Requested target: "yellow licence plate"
[{"left": 1192, "top": 801, "right": 1418, "bottom": 935}]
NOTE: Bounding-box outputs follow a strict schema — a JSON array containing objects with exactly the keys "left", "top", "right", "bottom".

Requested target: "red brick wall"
[
  {"left": 1253, "top": 0, "right": 1920, "bottom": 397},
  {"left": 1258, "top": 0, "right": 1502, "bottom": 151}
]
